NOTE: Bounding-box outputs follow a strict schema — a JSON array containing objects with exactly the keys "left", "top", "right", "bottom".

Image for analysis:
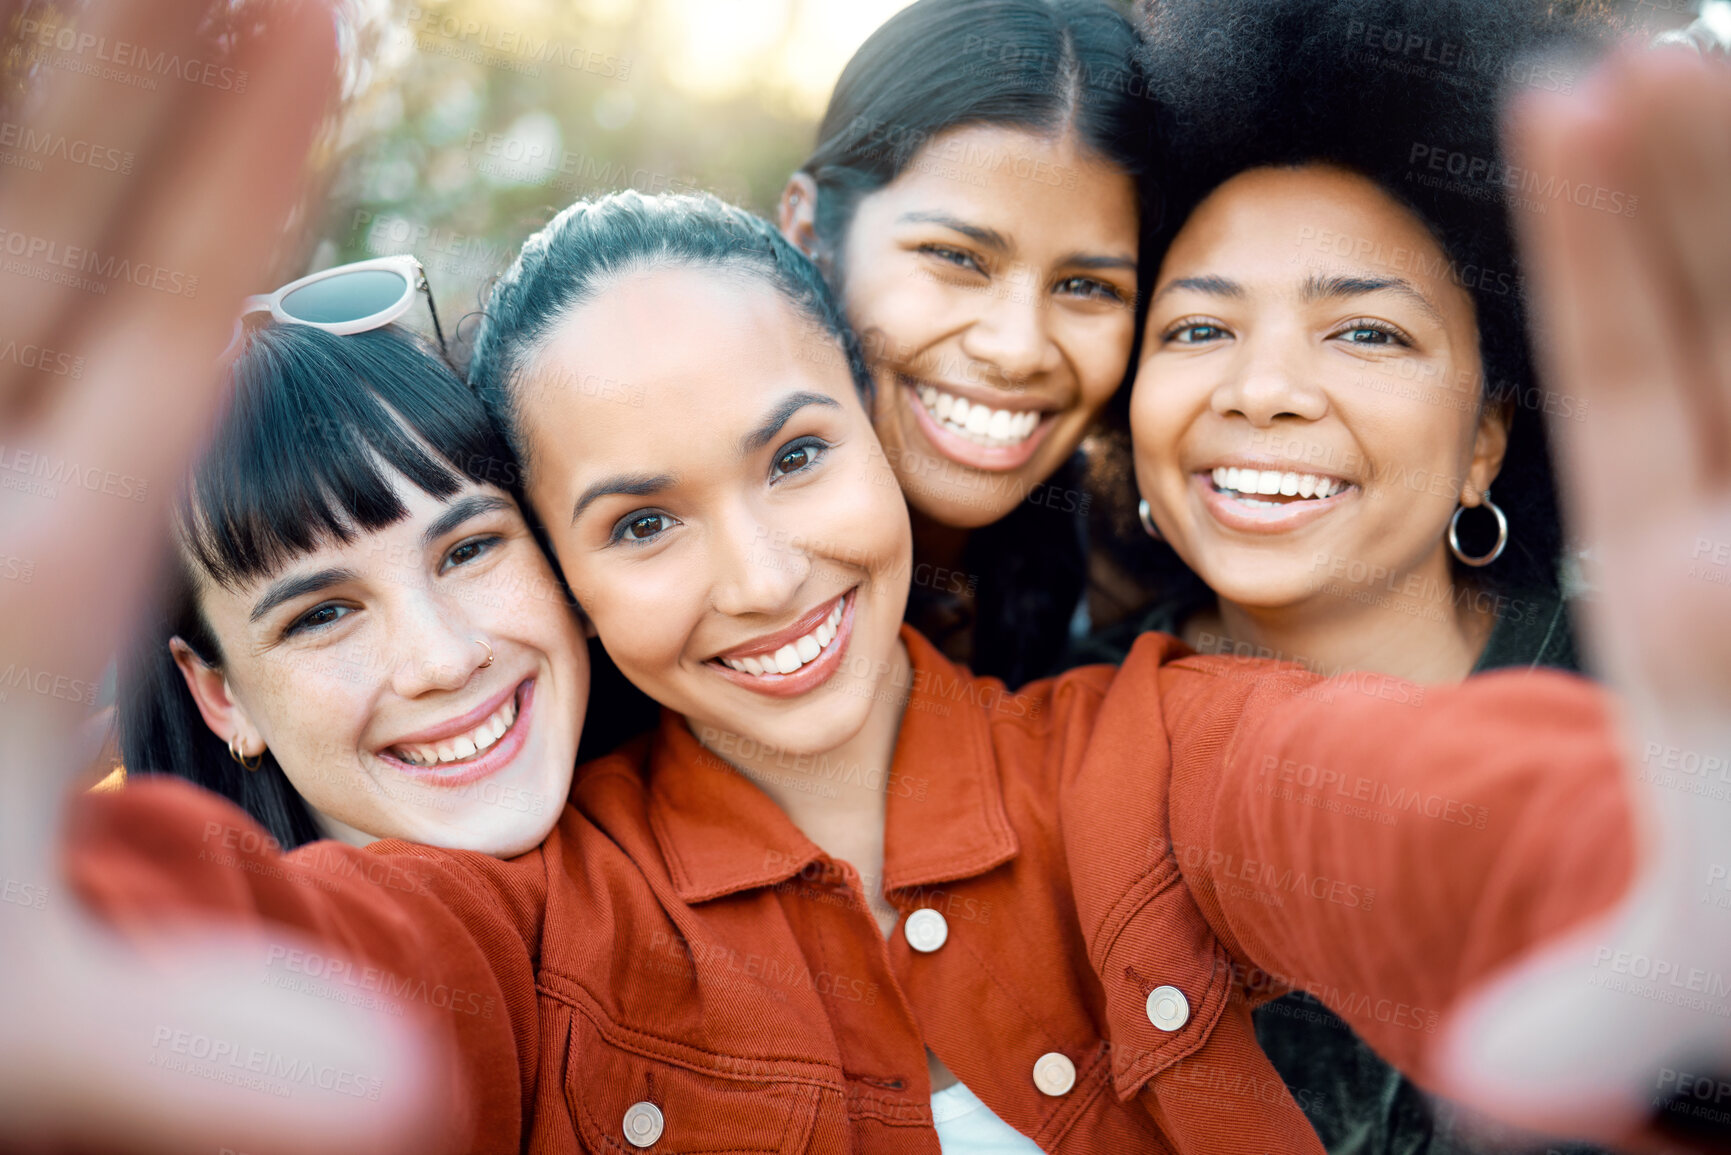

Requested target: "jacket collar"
[{"left": 647, "top": 626, "right": 1019, "bottom": 905}]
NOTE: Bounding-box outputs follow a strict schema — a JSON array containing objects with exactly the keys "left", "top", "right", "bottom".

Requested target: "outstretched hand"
[
  {"left": 0, "top": 1, "right": 447, "bottom": 1151},
  {"left": 1441, "top": 46, "right": 1731, "bottom": 1143}
]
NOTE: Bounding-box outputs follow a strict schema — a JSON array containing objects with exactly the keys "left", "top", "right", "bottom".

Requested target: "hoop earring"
[
  {"left": 1138, "top": 499, "right": 1162, "bottom": 542},
  {"left": 475, "top": 638, "right": 494, "bottom": 668},
  {"left": 1448, "top": 491, "right": 1508, "bottom": 567},
  {"left": 227, "top": 735, "right": 262, "bottom": 773}
]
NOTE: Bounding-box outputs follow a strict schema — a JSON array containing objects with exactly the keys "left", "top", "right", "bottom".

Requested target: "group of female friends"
[{"left": 14, "top": 0, "right": 1731, "bottom": 1150}]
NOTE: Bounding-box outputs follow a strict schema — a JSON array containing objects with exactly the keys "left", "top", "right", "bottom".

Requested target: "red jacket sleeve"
[
  {"left": 63, "top": 775, "right": 553, "bottom": 1155},
  {"left": 1160, "top": 648, "right": 1636, "bottom": 1084}
]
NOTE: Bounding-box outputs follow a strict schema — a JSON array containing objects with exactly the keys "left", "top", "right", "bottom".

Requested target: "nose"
[
  {"left": 1209, "top": 334, "right": 1329, "bottom": 427},
  {"left": 958, "top": 269, "right": 1060, "bottom": 386},
  {"left": 388, "top": 586, "right": 487, "bottom": 699},
  {"left": 708, "top": 500, "right": 809, "bottom": 619}
]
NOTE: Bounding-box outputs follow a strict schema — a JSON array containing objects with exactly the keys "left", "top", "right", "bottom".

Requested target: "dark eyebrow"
[
  {"left": 1059, "top": 252, "right": 1138, "bottom": 274},
  {"left": 740, "top": 391, "right": 842, "bottom": 456},
  {"left": 571, "top": 473, "right": 677, "bottom": 526},
  {"left": 422, "top": 493, "right": 514, "bottom": 548},
  {"left": 898, "top": 211, "right": 1009, "bottom": 253},
  {"left": 569, "top": 393, "right": 841, "bottom": 526},
  {"left": 1150, "top": 275, "right": 1245, "bottom": 305},
  {"left": 1302, "top": 273, "right": 1444, "bottom": 325},
  {"left": 250, "top": 567, "right": 358, "bottom": 624}
]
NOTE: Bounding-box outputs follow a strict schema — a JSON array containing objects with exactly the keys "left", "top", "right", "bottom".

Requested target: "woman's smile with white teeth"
[
  {"left": 390, "top": 692, "right": 519, "bottom": 768},
  {"left": 913, "top": 381, "right": 1041, "bottom": 447},
  {"left": 1210, "top": 465, "right": 1353, "bottom": 506},
  {"left": 720, "top": 597, "right": 845, "bottom": 677}
]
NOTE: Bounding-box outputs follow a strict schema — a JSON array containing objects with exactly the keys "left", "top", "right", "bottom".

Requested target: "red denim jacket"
[{"left": 68, "top": 628, "right": 1633, "bottom": 1153}]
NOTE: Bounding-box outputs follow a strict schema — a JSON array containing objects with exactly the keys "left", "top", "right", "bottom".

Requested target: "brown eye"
[
  {"left": 921, "top": 244, "right": 982, "bottom": 273},
  {"left": 443, "top": 536, "right": 500, "bottom": 570},
  {"left": 771, "top": 437, "right": 827, "bottom": 479},
  {"left": 1056, "top": 276, "right": 1125, "bottom": 303},
  {"left": 1168, "top": 323, "right": 1226, "bottom": 344},
  {"left": 610, "top": 509, "right": 680, "bottom": 546},
  {"left": 284, "top": 602, "right": 351, "bottom": 637},
  {"left": 1334, "top": 318, "right": 1413, "bottom": 348},
  {"left": 627, "top": 514, "right": 666, "bottom": 539}
]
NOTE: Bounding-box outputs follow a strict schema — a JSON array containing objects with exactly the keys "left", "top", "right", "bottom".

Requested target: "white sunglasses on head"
[{"left": 229, "top": 254, "right": 446, "bottom": 355}]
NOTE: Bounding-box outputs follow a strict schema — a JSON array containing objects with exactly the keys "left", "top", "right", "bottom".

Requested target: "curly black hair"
[{"left": 1094, "top": 0, "right": 1621, "bottom": 606}]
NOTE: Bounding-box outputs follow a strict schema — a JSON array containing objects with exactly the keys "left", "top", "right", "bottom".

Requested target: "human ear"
[
  {"left": 169, "top": 636, "right": 262, "bottom": 756},
  {"left": 778, "top": 173, "right": 822, "bottom": 262},
  {"left": 1463, "top": 399, "right": 1512, "bottom": 507}
]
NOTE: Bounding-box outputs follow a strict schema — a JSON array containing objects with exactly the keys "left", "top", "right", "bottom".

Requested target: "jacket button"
[
  {"left": 1032, "top": 1052, "right": 1076, "bottom": 1096},
  {"left": 904, "top": 908, "right": 949, "bottom": 952},
  {"left": 622, "top": 1101, "right": 663, "bottom": 1147},
  {"left": 1146, "top": 985, "right": 1189, "bottom": 1032}
]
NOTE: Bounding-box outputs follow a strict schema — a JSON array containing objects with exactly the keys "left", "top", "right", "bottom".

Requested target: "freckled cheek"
[{"left": 268, "top": 683, "right": 367, "bottom": 784}]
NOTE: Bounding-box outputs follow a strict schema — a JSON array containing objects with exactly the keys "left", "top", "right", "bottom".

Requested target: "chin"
[
  {"left": 1206, "top": 573, "right": 1326, "bottom": 613},
  {"left": 444, "top": 811, "right": 552, "bottom": 859},
  {"left": 906, "top": 485, "right": 1019, "bottom": 530},
  {"left": 711, "top": 696, "right": 873, "bottom": 758},
  {"left": 486, "top": 823, "right": 560, "bottom": 860}
]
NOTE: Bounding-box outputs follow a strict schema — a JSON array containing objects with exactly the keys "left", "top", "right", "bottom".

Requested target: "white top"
[{"left": 931, "top": 1080, "right": 1048, "bottom": 1153}]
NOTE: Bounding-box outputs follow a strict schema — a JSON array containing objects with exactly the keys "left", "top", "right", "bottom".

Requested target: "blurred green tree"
[{"left": 316, "top": 0, "right": 913, "bottom": 347}]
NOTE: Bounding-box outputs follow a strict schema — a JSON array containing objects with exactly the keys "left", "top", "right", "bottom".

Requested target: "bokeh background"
[
  {"left": 316, "top": 0, "right": 924, "bottom": 341},
  {"left": 307, "top": 0, "right": 1700, "bottom": 349}
]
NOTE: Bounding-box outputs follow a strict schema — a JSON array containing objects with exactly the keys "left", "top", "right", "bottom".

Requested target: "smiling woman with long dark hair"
[{"left": 780, "top": 0, "right": 1157, "bottom": 687}]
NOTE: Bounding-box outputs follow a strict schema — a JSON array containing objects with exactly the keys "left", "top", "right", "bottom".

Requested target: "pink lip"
[
  {"left": 1193, "top": 471, "right": 1358, "bottom": 535},
  {"left": 707, "top": 589, "right": 856, "bottom": 700},
  {"left": 376, "top": 679, "right": 534, "bottom": 788},
  {"left": 902, "top": 377, "right": 1055, "bottom": 473},
  {"left": 713, "top": 592, "right": 846, "bottom": 662},
  {"left": 386, "top": 678, "right": 521, "bottom": 747}
]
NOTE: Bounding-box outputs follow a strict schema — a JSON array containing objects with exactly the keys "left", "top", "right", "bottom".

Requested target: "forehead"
[
  {"left": 519, "top": 266, "right": 857, "bottom": 453},
  {"left": 1165, "top": 165, "right": 1457, "bottom": 290},
  {"left": 874, "top": 123, "right": 1139, "bottom": 249}
]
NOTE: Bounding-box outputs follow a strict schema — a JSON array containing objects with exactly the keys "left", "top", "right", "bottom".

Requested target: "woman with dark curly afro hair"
[{"left": 1080, "top": 0, "right": 1641, "bottom": 1152}]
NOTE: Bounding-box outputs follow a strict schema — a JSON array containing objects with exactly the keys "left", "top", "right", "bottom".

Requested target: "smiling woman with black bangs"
[{"left": 118, "top": 322, "right": 591, "bottom": 855}]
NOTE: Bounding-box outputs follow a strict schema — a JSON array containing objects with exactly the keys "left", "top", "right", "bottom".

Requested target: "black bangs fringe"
[{"left": 187, "top": 323, "right": 521, "bottom": 590}]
